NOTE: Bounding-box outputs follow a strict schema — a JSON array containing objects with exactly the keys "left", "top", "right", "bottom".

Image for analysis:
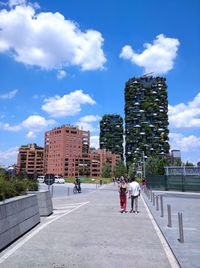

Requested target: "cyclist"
[{"left": 74, "top": 177, "right": 81, "bottom": 193}]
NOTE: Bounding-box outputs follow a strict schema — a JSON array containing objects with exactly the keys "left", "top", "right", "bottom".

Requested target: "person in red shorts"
[{"left": 118, "top": 178, "right": 128, "bottom": 213}]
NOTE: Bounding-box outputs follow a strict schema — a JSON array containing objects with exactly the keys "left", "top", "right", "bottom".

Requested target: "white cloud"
[
  {"left": 21, "top": 115, "right": 55, "bottom": 130},
  {"left": 90, "top": 135, "right": 99, "bottom": 149},
  {"left": 0, "top": 4, "right": 106, "bottom": 70},
  {"left": 169, "top": 133, "right": 200, "bottom": 153},
  {"left": 76, "top": 115, "right": 101, "bottom": 132},
  {"left": 8, "top": 0, "right": 26, "bottom": 7},
  {"left": 1, "top": 114, "right": 56, "bottom": 139},
  {"left": 0, "top": 89, "right": 18, "bottom": 99},
  {"left": 42, "top": 90, "right": 96, "bottom": 117},
  {"left": 169, "top": 92, "right": 200, "bottom": 128},
  {"left": 0, "top": 122, "right": 21, "bottom": 131},
  {"left": 79, "top": 115, "right": 101, "bottom": 123},
  {"left": 57, "top": 70, "right": 66, "bottom": 79},
  {"left": 0, "top": 146, "right": 19, "bottom": 166},
  {"left": 120, "top": 34, "right": 180, "bottom": 74},
  {"left": 26, "top": 130, "right": 36, "bottom": 138}
]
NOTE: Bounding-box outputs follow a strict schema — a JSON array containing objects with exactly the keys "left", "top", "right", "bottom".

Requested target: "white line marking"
[
  {"left": 141, "top": 195, "right": 180, "bottom": 268},
  {"left": 0, "top": 201, "right": 89, "bottom": 264}
]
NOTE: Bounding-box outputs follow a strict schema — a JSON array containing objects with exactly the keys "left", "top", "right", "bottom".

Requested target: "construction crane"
[{"left": 142, "top": 72, "right": 154, "bottom": 77}]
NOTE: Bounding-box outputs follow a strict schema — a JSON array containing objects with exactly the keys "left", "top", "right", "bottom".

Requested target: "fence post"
[
  {"left": 182, "top": 175, "right": 185, "bottom": 192},
  {"left": 165, "top": 175, "right": 168, "bottom": 191},
  {"left": 178, "top": 212, "right": 184, "bottom": 243},
  {"left": 160, "top": 195, "right": 164, "bottom": 217},
  {"left": 167, "top": 204, "right": 172, "bottom": 227},
  {"left": 156, "top": 195, "right": 159, "bottom": 211}
]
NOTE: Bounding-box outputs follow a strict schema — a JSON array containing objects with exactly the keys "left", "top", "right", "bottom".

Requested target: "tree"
[
  {"left": 145, "top": 156, "right": 167, "bottom": 175},
  {"left": 101, "top": 163, "right": 112, "bottom": 178},
  {"left": 185, "top": 161, "right": 194, "bottom": 167},
  {"left": 128, "top": 163, "right": 136, "bottom": 179},
  {"left": 114, "top": 160, "right": 127, "bottom": 178},
  {"left": 172, "top": 158, "right": 182, "bottom": 166}
]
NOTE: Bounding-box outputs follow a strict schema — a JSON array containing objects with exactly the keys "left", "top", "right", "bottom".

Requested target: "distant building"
[
  {"left": 44, "top": 125, "right": 90, "bottom": 177},
  {"left": 17, "top": 144, "right": 44, "bottom": 178},
  {"left": 124, "top": 75, "right": 170, "bottom": 166},
  {"left": 90, "top": 149, "right": 121, "bottom": 177},
  {"left": 171, "top": 149, "right": 181, "bottom": 165},
  {"left": 100, "top": 114, "right": 123, "bottom": 159}
]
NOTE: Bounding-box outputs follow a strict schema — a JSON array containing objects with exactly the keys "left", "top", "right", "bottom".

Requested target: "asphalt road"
[{"left": 39, "top": 182, "right": 99, "bottom": 198}]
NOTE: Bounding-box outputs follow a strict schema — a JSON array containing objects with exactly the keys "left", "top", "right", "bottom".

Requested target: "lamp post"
[{"left": 142, "top": 151, "right": 146, "bottom": 178}]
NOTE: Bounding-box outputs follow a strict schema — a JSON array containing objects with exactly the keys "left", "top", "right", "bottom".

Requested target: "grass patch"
[{"left": 64, "top": 177, "right": 112, "bottom": 184}]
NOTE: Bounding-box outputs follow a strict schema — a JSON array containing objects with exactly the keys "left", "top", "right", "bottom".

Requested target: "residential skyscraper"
[
  {"left": 99, "top": 114, "right": 123, "bottom": 158},
  {"left": 125, "top": 75, "right": 170, "bottom": 166}
]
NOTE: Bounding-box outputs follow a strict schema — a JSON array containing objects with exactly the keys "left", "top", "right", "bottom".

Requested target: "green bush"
[
  {"left": 0, "top": 177, "right": 38, "bottom": 201},
  {"left": 25, "top": 179, "right": 39, "bottom": 191},
  {"left": 0, "top": 178, "right": 15, "bottom": 201}
]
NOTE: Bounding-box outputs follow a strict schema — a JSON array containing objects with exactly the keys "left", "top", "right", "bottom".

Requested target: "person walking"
[
  {"left": 129, "top": 177, "right": 141, "bottom": 213},
  {"left": 118, "top": 178, "right": 128, "bottom": 213}
]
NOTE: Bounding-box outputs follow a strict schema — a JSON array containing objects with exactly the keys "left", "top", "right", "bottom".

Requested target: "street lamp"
[{"left": 142, "top": 151, "right": 147, "bottom": 178}]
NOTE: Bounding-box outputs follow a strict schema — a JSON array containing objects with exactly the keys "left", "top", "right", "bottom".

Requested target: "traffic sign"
[{"left": 44, "top": 174, "right": 55, "bottom": 185}]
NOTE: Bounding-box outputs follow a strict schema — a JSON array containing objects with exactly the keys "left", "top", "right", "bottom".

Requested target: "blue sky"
[{"left": 0, "top": 0, "right": 200, "bottom": 166}]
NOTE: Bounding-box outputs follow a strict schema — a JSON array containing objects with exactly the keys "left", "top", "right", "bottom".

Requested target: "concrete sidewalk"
[{"left": 0, "top": 184, "right": 178, "bottom": 268}]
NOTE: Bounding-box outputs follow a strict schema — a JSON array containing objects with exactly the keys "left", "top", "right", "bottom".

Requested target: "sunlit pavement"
[
  {"left": 142, "top": 190, "right": 200, "bottom": 268},
  {"left": 0, "top": 183, "right": 178, "bottom": 268}
]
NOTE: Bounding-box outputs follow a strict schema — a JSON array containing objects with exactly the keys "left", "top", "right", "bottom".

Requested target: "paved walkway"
[
  {"left": 143, "top": 190, "right": 200, "bottom": 268},
  {"left": 0, "top": 184, "right": 178, "bottom": 268}
]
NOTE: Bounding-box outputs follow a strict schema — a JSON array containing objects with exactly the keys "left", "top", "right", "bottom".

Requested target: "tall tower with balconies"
[
  {"left": 125, "top": 75, "right": 170, "bottom": 166},
  {"left": 99, "top": 114, "right": 123, "bottom": 159}
]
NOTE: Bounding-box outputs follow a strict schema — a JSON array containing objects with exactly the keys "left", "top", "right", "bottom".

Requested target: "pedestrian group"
[{"left": 118, "top": 176, "right": 141, "bottom": 213}]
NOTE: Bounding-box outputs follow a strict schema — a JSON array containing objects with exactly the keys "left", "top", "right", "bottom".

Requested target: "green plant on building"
[
  {"left": 125, "top": 76, "right": 170, "bottom": 167},
  {"left": 100, "top": 114, "right": 123, "bottom": 159}
]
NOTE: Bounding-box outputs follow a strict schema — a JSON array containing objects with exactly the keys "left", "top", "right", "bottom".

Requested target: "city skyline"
[{"left": 0, "top": 0, "right": 200, "bottom": 166}]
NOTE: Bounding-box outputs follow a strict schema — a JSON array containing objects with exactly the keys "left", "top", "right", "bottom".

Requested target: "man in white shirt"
[{"left": 129, "top": 177, "right": 141, "bottom": 213}]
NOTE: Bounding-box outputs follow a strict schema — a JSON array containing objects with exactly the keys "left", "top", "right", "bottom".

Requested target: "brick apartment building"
[
  {"left": 90, "top": 149, "right": 121, "bottom": 177},
  {"left": 44, "top": 125, "right": 121, "bottom": 178},
  {"left": 44, "top": 125, "right": 90, "bottom": 177},
  {"left": 17, "top": 144, "right": 44, "bottom": 178}
]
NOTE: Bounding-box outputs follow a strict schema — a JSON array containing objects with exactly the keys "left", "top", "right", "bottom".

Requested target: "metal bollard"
[
  {"left": 178, "top": 212, "right": 184, "bottom": 243},
  {"left": 148, "top": 190, "right": 151, "bottom": 200},
  {"left": 160, "top": 195, "right": 164, "bottom": 217},
  {"left": 150, "top": 190, "right": 153, "bottom": 202},
  {"left": 153, "top": 193, "right": 155, "bottom": 206},
  {"left": 51, "top": 185, "right": 54, "bottom": 197},
  {"left": 96, "top": 183, "right": 97, "bottom": 189},
  {"left": 167, "top": 204, "right": 172, "bottom": 227},
  {"left": 156, "top": 195, "right": 159, "bottom": 211},
  {"left": 67, "top": 187, "right": 70, "bottom": 196}
]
